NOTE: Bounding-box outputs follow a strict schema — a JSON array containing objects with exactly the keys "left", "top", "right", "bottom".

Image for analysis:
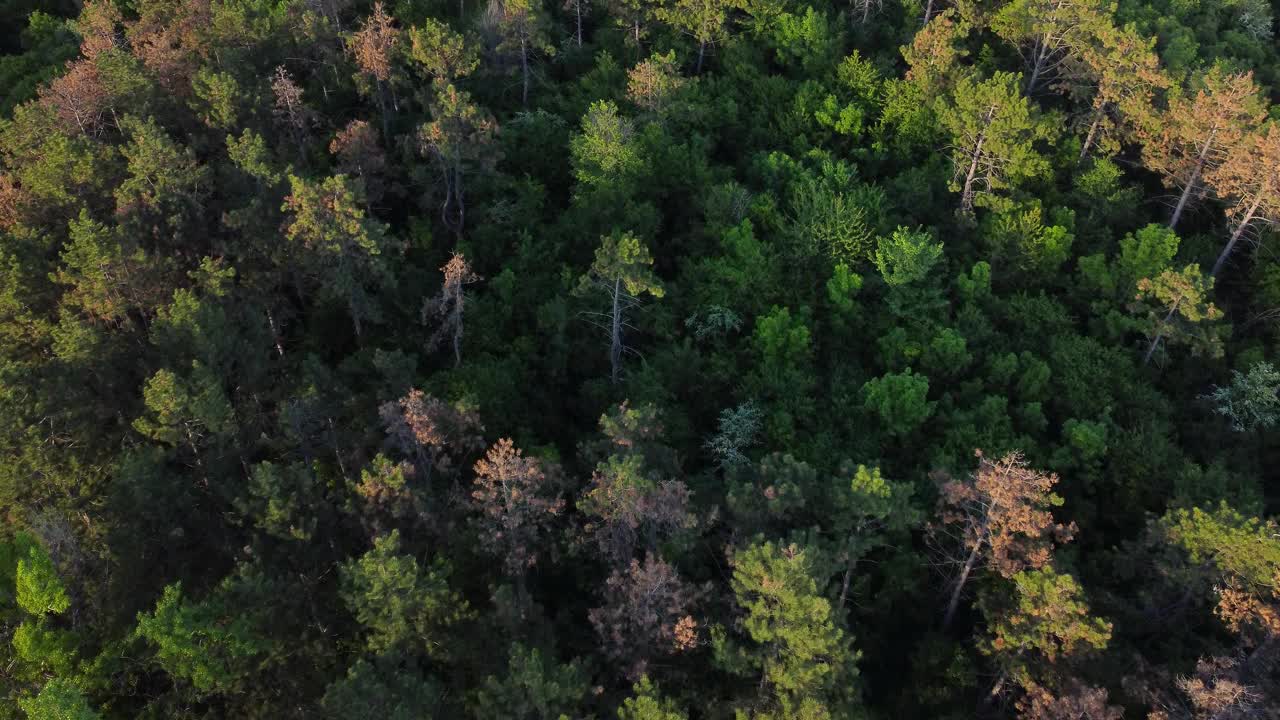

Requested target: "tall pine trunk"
[
  {"left": 610, "top": 278, "right": 623, "bottom": 384},
  {"left": 1170, "top": 129, "right": 1218, "bottom": 230},
  {"left": 1212, "top": 192, "right": 1264, "bottom": 278},
  {"left": 520, "top": 33, "right": 530, "bottom": 106},
  {"left": 943, "top": 528, "right": 986, "bottom": 630},
  {"left": 1080, "top": 107, "right": 1105, "bottom": 160},
  {"left": 1143, "top": 295, "right": 1184, "bottom": 366},
  {"left": 960, "top": 117, "right": 991, "bottom": 215}
]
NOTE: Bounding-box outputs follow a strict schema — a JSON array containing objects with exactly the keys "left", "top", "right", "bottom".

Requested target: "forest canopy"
[{"left": 0, "top": 0, "right": 1279, "bottom": 717}]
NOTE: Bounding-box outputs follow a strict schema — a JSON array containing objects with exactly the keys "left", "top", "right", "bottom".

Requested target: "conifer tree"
[
  {"left": 933, "top": 451, "right": 1076, "bottom": 629},
  {"left": 576, "top": 231, "right": 664, "bottom": 385},
  {"left": 1140, "top": 68, "right": 1265, "bottom": 230},
  {"left": 281, "top": 173, "right": 394, "bottom": 338},
  {"left": 1205, "top": 122, "right": 1280, "bottom": 278},
  {"left": 935, "top": 72, "right": 1056, "bottom": 215}
]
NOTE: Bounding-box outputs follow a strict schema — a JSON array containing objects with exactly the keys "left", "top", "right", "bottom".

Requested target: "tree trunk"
[
  {"left": 1211, "top": 192, "right": 1264, "bottom": 278},
  {"left": 266, "top": 308, "right": 285, "bottom": 358},
  {"left": 454, "top": 165, "right": 466, "bottom": 241},
  {"left": 451, "top": 300, "right": 464, "bottom": 366},
  {"left": 575, "top": 0, "right": 583, "bottom": 47},
  {"left": 960, "top": 122, "right": 989, "bottom": 215},
  {"left": 942, "top": 531, "right": 985, "bottom": 630},
  {"left": 1169, "top": 129, "right": 1218, "bottom": 230},
  {"left": 610, "top": 278, "right": 623, "bottom": 384},
  {"left": 923, "top": 0, "right": 935, "bottom": 24},
  {"left": 838, "top": 553, "right": 856, "bottom": 610},
  {"left": 1143, "top": 295, "right": 1183, "bottom": 366},
  {"left": 861, "top": 0, "right": 871, "bottom": 25},
  {"left": 696, "top": 40, "right": 707, "bottom": 74},
  {"left": 376, "top": 81, "right": 391, "bottom": 141},
  {"left": 1027, "top": 37, "right": 1052, "bottom": 94},
  {"left": 520, "top": 33, "right": 530, "bottom": 106},
  {"left": 1080, "top": 107, "right": 1104, "bottom": 161},
  {"left": 348, "top": 296, "right": 364, "bottom": 340}
]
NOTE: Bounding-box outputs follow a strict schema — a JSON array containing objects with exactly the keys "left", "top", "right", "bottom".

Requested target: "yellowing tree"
[
  {"left": 1063, "top": 23, "right": 1167, "bottom": 160},
  {"left": 1134, "top": 264, "right": 1225, "bottom": 365},
  {"left": 990, "top": 0, "right": 1111, "bottom": 94}
]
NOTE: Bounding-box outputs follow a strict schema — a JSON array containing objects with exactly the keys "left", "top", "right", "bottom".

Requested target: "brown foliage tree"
[
  {"left": 471, "top": 438, "right": 565, "bottom": 580},
  {"left": 580, "top": 455, "right": 694, "bottom": 567},
  {"left": 903, "top": 10, "right": 970, "bottom": 96},
  {"left": 588, "top": 554, "right": 702, "bottom": 680},
  {"left": 75, "top": 0, "right": 122, "bottom": 60},
  {"left": 1062, "top": 23, "right": 1167, "bottom": 160},
  {"left": 626, "top": 52, "right": 686, "bottom": 117},
  {"left": 422, "top": 253, "right": 481, "bottom": 366},
  {"left": 1016, "top": 680, "right": 1123, "bottom": 720},
  {"left": 330, "top": 120, "right": 388, "bottom": 205},
  {"left": 349, "top": 455, "right": 429, "bottom": 537},
  {"left": 933, "top": 450, "right": 1077, "bottom": 629},
  {"left": 350, "top": 2, "right": 402, "bottom": 136},
  {"left": 1140, "top": 68, "right": 1265, "bottom": 230},
  {"left": 126, "top": 0, "right": 212, "bottom": 94},
  {"left": 1138, "top": 656, "right": 1270, "bottom": 720},
  {"left": 38, "top": 60, "right": 110, "bottom": 136},
  {"left": 1205, "top": 122, "right": 1280, "bottom": 278},
  {"left": 379, "top": 389, "right": 485, "bottom": 485}
]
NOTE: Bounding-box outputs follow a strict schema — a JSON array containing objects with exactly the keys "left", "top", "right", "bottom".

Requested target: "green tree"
[
  {"left": 469, "top": 643, "right": 589, "bottom": 720},
  {"left": 862, "top": 368, "right": 934, "bottom": 438},
  {"left": 617, "top": 677, "right": 688, "bottom": 720},
  {"left": 577, "top": 231, "right": 665, "bottom": 384},
  {"left": 657, "top": 0, "right": 743, "bottom": 73},
  {"left": 418, "top": 84, "right": 497, "bottom": 239},
  {"left": 935, "top": 72, "right": 1056, "bottom": 214},
  {"left": 281, "top": 174, "right": 394, "bottom": 338},
  {"left": 134, "top": 579, "right": 268, "bottom": 695},
  {"left": 979, "top": 567, "right": 1111, "bottom": 688},
  {"left": 1133, "top": 264, "right": 1224, "bottom": 365},
  {"left": 338, "top": 530, "right": 469, "bottom": 657},
  {"left": 713, "top": 541, "right": 859, "bottom": 719},
  {"left": 571, "top": 100, "right": 641, "bottom": 190},
  {"left": 1202, "top": 361, "right": 1280, "bottom": 432},
  {"left": 132, "top": 364, "right": 234, "bottom": 456},
  {"left": 14, "top": 535, "right": 69, "bottom": 616},
  {"left": 321, "top": 658, "right": 443, "bottom": 720},
  {"left": 493, "top": 0, "right": 554, "bottom": 105},
  {"left": 874, "top": 226, "right": 943, "bottom": 287},
  {"left": 750, "top": 306, "right": 816, "bottom": 446},
  {"left": 18, "top": 679, "right": 100, "bottom": 720},
  {"left": 114, "top": 115, "right": 208, "bottom": 241}
]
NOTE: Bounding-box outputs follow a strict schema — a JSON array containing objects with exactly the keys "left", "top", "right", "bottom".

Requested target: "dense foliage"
[{"left": 1, "top": 0, "right": 1279, "bottom": 716}]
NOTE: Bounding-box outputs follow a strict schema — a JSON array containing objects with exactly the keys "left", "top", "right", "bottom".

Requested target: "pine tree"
[
  {"left": 471, "top": 438, "right": 565, "bottom": 583},
  {"left": 932, "top": 451, "right": 1076, "bottom": 629},
  {"left": 418, "top": 84, "right": 498, "bottom": 239},
  {"left": 1133, "top": 264, "right": 1224, "bottom": 365},
  {"left": 713, "top": 541, "right": 859, "bottom": 719},
  {"left": 935, "top": 71, "right": 1056, "bottom": 215},
  {"left": 1204, "top": 122, "right": 1280, "bottom": 278},
  {"left": 281, "top": 173, "right": 395, "bottom": 338},
  {"left": 576, "top": 231, "right": 664, "bottom": 385},
  {"left": 1140, "top": 67, "right": 1265, "bottom": 230},
  {"left": 350, "top": 2, "right": 402, "bottom": 138}
]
